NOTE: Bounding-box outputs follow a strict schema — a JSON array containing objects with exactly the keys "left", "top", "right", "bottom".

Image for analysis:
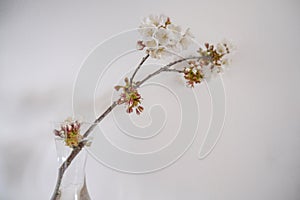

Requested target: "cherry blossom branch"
[
  {"left": 51, "top": 55, "right": 204, "bottom": 200},
  {"left": 51, "top": 12, "right": 235, "bottom": 199},
  {"left": 130, "top": 54, "right": 150, "bottom": 84}
]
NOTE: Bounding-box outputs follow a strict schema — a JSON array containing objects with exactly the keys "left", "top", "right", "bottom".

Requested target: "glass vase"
[{"left": 51, "top": 121, "right": 94, "bottom": 200}]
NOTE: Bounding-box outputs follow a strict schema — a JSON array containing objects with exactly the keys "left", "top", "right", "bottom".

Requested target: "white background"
[{"left": 1, "top": 0, "right": 300, "bottom": 199}]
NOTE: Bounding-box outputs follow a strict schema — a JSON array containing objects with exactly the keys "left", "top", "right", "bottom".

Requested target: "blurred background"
[{"left": 0, "top": 0, "right": 300, "bottom": 199}]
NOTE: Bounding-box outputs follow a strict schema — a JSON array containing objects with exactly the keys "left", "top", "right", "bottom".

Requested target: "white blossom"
[
  {"left": 178, "top": 37, "right": 191, "bottom": 50},
  {"left": 140, "top": 14, "right": 169, "bottom": 28},
  {"left": 168, "top": 31, "right": 182, "bottom": 47},
  {"left": 221, "top": 56, "right": 231, "bottom": 66},
  {"left": 192, "top": 68, "right": 198, "bottom": 75},
  {"left": 167, "top": 24, "right": 181, "bottom": 32},
  {"left": 139, "top": 15, "right": 168, "bottom": 41},
  {"left": 176, "top": 29, "right": 193, "bottom": 50},
  {"left": 154, "top": 28, "right": 170, "bottom": 46},
  {"left": 216, "top": 43, "right": 227, "bottom": 54},
  {"left": 166, "top": 24, "right": 182, "bottom": 44},
  {"left": 221, "top": 39, "right": 236, "bottom": 53},
  {"left": 137, "top": 14, "right": 194, "bottom": 59},
  {"left": 148, "top": 47, "right": 168, "bottom": 59},
  {"left": 139, "top": 27, "right": 156, "bottom": 41},
  {"left": 144, "top": 39, "right": 158, "bottom": 48}
]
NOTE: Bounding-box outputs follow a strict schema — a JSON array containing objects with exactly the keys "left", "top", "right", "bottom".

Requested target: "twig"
[
  {"left": 163, "top": 68, "right": 184, "bottom": 73},
  {"left": 136, "top": 56, "right": 201, "bottom": 87},
  {"left": 130, "top": 54, "right": 150, "bottom": 84},
  {"left": 83, "top": 101, "right": 117, "bottom": 138}
]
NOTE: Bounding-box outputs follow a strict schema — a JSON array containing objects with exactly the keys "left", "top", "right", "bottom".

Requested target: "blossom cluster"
[
  {"left": 53, "top": 118, "right": 83, "bottom": 148},
  {"left": 182, "top": 40, "right": 234, "bottom": 86},
  {"left": 183, "top": 61, "right": 204, "bottom": 87},
  {"left": 114, "top": 78, "right": 144, "bottom": 115},
  {"left": 137, "top": 14, "right": 194, "bottom": 59}
]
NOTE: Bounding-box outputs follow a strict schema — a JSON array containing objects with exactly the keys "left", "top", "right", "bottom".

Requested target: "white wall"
[{"left": 0, "top": 0, "right": 299, "bottom": 199}]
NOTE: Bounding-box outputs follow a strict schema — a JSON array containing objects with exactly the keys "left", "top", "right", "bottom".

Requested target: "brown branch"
[
  {"left": 130, "top": 54, "right": 150, "bottom": 84},
  {"left": 136, "top": 56, "right": 201, "bottom": 87},
  {"left": 83, "top": 101, "right": 117, "bottom": 138},
  {"left": 162, "top": 68, "right": 184, "bottom": 73}
]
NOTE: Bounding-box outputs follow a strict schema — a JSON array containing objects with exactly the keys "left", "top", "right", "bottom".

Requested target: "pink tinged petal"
[
  {"left": 60, "top": 130, "right": 65, "bottom": 136},
  {"left": 53, "top": 129, "right": 61, "bottom": 136},
  {"left": 138, "top": 106, "right": 144, "bottom": 112},
  {"left": 127, "top": 107, "right": 133, "bottom": 113},
  {"left": 61, "top": 125, "right": 67, "bottom": 131},
  {"left": 136, "top": 109, "right": 140, "bottom": 115},
  {"left": 129, "top": 99, "right": 134, "bottom": 106},
  {"left": 67, "top": 124, "right": 72, "bottom": 132},
  {"left": 73, "top": 123, "right": 78, "bottom": 131},
  {"left": 136, "top": 41, "right": 145, "bottom": 50}
]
